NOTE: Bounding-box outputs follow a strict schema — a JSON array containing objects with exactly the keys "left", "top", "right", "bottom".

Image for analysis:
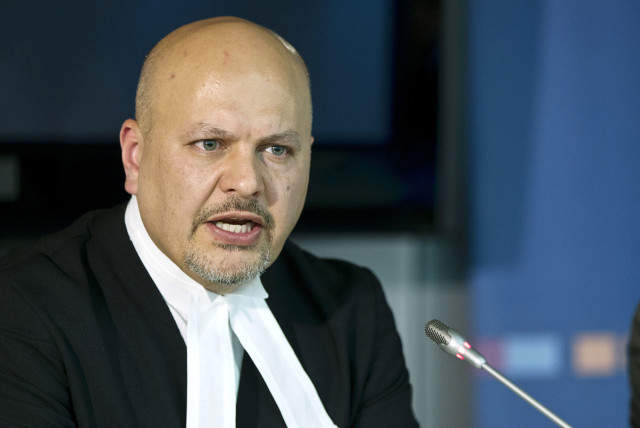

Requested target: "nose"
[{"left": 218, "top": 147, "right": 265, "bottom": 198}]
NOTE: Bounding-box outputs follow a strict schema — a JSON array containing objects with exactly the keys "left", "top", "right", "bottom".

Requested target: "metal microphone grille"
[{"left": 424, "top": 319, "right": 451, "bottom": 345}]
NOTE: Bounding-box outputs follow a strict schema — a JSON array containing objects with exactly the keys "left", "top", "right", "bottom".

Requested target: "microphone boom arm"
[
  {"left": 425, "top": 319, "right": 572, "bottom": 428},
  {"left": 481, "top": 363, "right": 571, "bottom": 428}
]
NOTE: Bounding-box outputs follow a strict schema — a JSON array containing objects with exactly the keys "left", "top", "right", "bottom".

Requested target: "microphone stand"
[
  {"left": 481, "top": 363, "right": 572, "bottom": 428},
  {"left": 424, "top": 319, "right": 572, "bottom": 427}
]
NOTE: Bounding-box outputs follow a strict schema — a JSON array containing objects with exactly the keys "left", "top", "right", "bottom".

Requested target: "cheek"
[
  {"left": 277, "top": 173, "right": 309, "bottom": 223},
  {"left": 156, "top": 154, "right": 214, "bottom": 200},
  {"left": 289, "top": 179, "right": 308, "bottom": 207},
  {"left": 139, "top": 151, "right": 216, "bottom": 227}
]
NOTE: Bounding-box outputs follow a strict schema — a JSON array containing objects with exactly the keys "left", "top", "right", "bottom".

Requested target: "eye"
[
  {"left": 265, "top": 145, "right": 288, "bottom": 157},
  {"left": 195, "top": 139, "right": 220, "bottom": 151}
]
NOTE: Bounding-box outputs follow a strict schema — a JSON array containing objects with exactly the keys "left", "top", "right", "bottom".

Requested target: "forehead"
[
  {"left": 150, "top": 26, "right": 311, "bottom": 133},
  {"left": 160, "top": 69, "right": 306, "bottom": 139}
]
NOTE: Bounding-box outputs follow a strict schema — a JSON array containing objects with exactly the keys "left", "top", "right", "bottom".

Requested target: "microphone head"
[
  {"left": 424, "top": 319, "right": 487, "bottom": 369},
  {"left": 424, "top": 319, "right": 452, "bottom": 345}
]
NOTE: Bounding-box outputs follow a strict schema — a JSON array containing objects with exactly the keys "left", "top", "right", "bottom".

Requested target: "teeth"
[{"left": 215, "top": 221, "right": 253, "bottom": 234}]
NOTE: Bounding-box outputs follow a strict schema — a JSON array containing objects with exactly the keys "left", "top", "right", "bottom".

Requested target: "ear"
[{"left": 120, "top": 119, "right": 143, "bottom": 196}]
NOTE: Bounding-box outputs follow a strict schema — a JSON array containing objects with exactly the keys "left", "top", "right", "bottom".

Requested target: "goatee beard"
[
  {"left": 183, "top": 197, "right": 274, "bottom": 287},
  {"left": 183, "top": 242, "right": 271, "bottom": 287}
]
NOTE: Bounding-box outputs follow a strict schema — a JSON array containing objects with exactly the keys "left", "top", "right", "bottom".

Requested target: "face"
[{"left": 121, "top": 33, "right": 312, "bottom": 293}]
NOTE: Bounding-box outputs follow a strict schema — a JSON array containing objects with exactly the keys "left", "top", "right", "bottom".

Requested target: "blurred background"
[{"left": 1, "top": 0, "right": 639, "bottom": 426}]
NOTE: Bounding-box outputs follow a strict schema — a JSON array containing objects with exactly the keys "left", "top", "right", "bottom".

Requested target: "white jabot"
[{"left": 124, "top": 197, "right": 338, "bottom": 428}]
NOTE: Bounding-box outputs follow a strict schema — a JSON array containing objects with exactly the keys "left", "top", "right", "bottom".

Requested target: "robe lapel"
[{"left": 87, "top": 205, "right": 188, "bottom": 426}]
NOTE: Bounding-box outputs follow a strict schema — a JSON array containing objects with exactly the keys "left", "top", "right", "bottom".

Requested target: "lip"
[
  {"left": 206, "top": 211, "right": 265, "bottom": 226},
  {"left": 202, "top": 211, "right": 265, "bottom": 246}
]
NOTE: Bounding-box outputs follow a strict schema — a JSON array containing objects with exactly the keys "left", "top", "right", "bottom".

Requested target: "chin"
[{"left": 183, "top": 243, "right": 271, "bottom": 287}]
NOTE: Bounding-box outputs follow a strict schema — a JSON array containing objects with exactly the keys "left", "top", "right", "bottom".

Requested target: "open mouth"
[
  {"left": 203, "top": 211, "right": 266, "bottom": 246},
  {"left": 214, "top": 219, "right": 256, "bottom": 234}
]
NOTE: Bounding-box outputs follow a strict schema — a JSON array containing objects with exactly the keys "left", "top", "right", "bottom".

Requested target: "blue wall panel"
[{"left": 469, "top": 1, "right": 640, "bottom": 427}]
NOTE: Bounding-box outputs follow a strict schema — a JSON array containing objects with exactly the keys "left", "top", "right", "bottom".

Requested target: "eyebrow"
[
  {"left": 258, "top": 130, "right": 300, "bottom": 147},
  {"left": 180, "top": 122, "right": 236, "bottom": 142},
  {"left": 181, "top": 122, "right": 300, "bottom": 147}
]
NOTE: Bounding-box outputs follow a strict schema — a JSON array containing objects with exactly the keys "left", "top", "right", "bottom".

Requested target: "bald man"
[{"left": 0, "top": 18, "right": 419, "bottom": 427}]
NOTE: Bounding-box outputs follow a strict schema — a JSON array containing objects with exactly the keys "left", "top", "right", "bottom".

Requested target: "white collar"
[
  {"left": 123, "top": 196, "right": 337, "bottom": 428},
  {"left": 123, "top": 196, "right": 268, "bottom": 324}
]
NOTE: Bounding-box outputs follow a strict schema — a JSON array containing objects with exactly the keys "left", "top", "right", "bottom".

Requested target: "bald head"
[
  {"left": 135, "top": 17, "right": 311, "bottom": 139},
  {"left": 120, "top": 17, "right": 316, "bottom": 292}
]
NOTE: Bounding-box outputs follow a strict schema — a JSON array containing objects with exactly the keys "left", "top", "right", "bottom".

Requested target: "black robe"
[{"left": 0, "top": 204, "right": 418, "bottom": 427}]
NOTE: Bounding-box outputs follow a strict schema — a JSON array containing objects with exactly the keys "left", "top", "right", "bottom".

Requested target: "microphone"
[{"left": 424, "top": 319, "right": 572, "bottom": 428}]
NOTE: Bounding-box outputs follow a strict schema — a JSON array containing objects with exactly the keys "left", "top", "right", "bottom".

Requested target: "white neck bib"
[{"left": 124, "top": 197, "right": 337, "bottom": 427}]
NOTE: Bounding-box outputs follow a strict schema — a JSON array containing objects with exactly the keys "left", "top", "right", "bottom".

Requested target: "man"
[{"left": 0, "top": 17, "right": 418, "bottom": 427}]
